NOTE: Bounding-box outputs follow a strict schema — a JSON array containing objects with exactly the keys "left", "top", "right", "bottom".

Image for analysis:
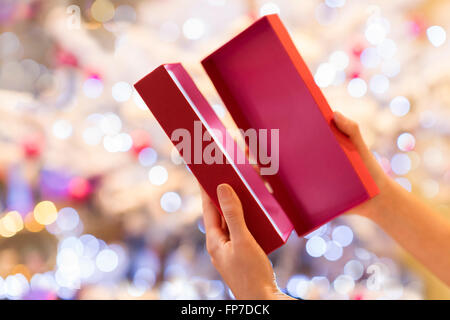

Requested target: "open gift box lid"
[{"left": 202, "top": 14, "right": 379, "bottom": 236}]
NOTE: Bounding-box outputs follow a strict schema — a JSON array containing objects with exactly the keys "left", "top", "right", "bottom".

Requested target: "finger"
[
  {"left": 333, "top": 111, "right": 374, "bottom": 156},
  {"left": 200, "top": 187, "right": 221, "bottom": 230},
  {"left": 333, "top": 111, "right": 384, "bottom": 179},
  {"left": 333, "top": 112, "right": 365, "bottom": 147},
  {"left": 216, "top": 184, "right": 249, "bottom": 241},
  {"left": 200, "top": 187, "right": 229, "bottom": 252}
]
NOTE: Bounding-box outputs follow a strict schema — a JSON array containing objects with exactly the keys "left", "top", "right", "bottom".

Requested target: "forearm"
[{"left": 366, "top": 179, "right": 450, "bottom": 285}]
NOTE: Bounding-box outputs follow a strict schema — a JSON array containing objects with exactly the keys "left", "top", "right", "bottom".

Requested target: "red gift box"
[
  {"left": 135, "top": 14, "right": 379, "bottom": 253},
  {"left": 134, "top": 64, "right": 293, "bottom": 254},
  {"left": 202, "top": 14, "right": 379, "bottom": 236}
]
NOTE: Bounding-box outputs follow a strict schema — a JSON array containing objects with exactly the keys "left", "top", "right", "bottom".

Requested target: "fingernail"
[{"left": 217, "top": 184, "right": 231, "bottom": 201}]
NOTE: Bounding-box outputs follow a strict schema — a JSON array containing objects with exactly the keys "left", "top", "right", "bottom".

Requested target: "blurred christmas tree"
[{"left": 0, "top": 0, "right": 448, "bottom": 299}]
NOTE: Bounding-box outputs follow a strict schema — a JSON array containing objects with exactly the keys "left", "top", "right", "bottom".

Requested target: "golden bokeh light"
[
  {"left": 24, "top": 212, "right": 45, "bottom": 232},
  {"left": 0, "top": 216, "right": 16, "bottom": 238},
  {"left": 91, "top": 0, "right": 115, "bottom": 23},
  {"left": 2, "top": 211, "right": 24, "bottom": 233},
  {"left": 33, "top": 201, "right": 58, "bottom": 225}
]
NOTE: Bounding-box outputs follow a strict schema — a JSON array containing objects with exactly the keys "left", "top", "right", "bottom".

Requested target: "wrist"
[
  {"left": 362, "top": 176, "right": 398, "bottom": 222},
  {"left": 261, "top": 285, "right": 295, "bottom": 300}
]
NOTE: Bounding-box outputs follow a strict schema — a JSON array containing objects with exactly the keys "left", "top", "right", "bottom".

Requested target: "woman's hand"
[
  {"left": 333, "top": 111, "right": 450, "bottom": 285},
  {"left": 332, "top": 111, "right": 394, "bottom": 219},
  {"left": 201, "top": 184, "right": 294, "bottom": 300},
  {"left": 201, "top": 111, "right": 450, "bottom": 294}
]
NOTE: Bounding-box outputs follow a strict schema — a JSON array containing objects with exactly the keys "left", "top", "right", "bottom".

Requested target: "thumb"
[{"left": 216, "top": 184, "right": 249, "bottom": 240}]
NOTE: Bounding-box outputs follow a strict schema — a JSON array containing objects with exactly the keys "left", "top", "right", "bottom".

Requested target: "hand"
[
  {"left": 332, "top": 111, "right": 396, "bottom": 219},
  {"left": 334, "top": 111, "right": 450, "bottom": 285},
  {"left": 201, "top": 184, "right": 294, "bottom": 300}
]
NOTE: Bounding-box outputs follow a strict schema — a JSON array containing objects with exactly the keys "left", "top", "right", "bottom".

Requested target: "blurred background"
[{"left": 0, "top": 0, "right": 449, "bottom": 300}]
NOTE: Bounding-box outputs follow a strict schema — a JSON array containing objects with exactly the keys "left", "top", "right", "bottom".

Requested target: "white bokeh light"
[
  {"left": 426, "top": 26, "right": 446, "bottom": 47},
  {"left": 332, "top": 225, "right": 353, "bottom": 247},
  {"left": 80, "top": 234, "right": 100, "bottom": 258},
  {"left": 344, "top": 260, "right": 364, "bottom": 280},
  {"left": 100, "top": 113, "right": 122, "bottom": 135},
  {"left": 397, "top": 133, "right": 415, "bottom": 151},
  {"left": 259, "top": 2, "right": 280, "bottom": 16},
  {"left": 160, "top": 192, "right": 182, "bottom": 213},
  {"left": 56, "top": 207, "right": 79, "bottom": 232},
  {"left": 329, "top": 51, "right": 349, "bottom": 70},
  {"left": 389, "top": 96, "right": 410, "bottom": 117},
  {"left": 96, "top": 249, "right": 119, "bottom": 272},
  {"left": 183, "top": 18, "right": 205, "bottom": 40},
  {"left": 103, "top": 133, "right": 133, "bottom": 153},
  {"left": 83, "top": 78, "right": 103, "bottom": 98},
  {"left": 391, "top": 153, "right": 411, "bottom": 175},
  {"left": 148, "top": 165, "right": 168, "bottom": 185},
  {"left": 5, "top": 274, "right": 29, "bottom": 299},
  {"left": 314, "top": 63, "right": 336, "bottom": 88},
  {"left": 52, "top": 120, "right": 73, "bottom": 140},
  {"left": 306, "top": 236, "right": 327, "bottom": 257},
  {"left": 286, "top": 275, "right": 310, "bottom": 299},
  {"left": 347, "top": 78, "right": 367, "bottom": 98},
  {"left": 325, "top": 0, "right": 346, "bottom": 8},
  {"left": 139, "top": 147, "right": 158, "bottom": 166},
  {"left": 360, "top": 47, "right": 380, "bottom": 68},
  {"left": 365, "top": 22, "right": 387, "bottom": 45},
  {"left": 59, "top": 236, "right": 84, "bottom": 256},
  {"left": 112, "top": 81, "right": 132, "bottom": 102},
  {"left": 324, "top": 240, "right": 343, "bottom": 261},
  {"left": 0, "top": 277, "right": 5, "bottom": 298},
  {"left": 333, "top": 275, "right": 355, "bottom": 295}
]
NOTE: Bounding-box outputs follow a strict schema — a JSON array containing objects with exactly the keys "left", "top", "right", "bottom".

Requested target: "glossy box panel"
[
  {"left": 202, "top": 15, "right": 379, "bottom": 235},
  {"left": 134, "top": 63, "right": 293, "bottom": 253}
]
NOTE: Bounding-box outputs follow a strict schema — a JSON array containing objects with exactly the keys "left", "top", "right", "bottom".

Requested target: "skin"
[{"left": 201, "top": 111, "right": 450, "bottom": 300}]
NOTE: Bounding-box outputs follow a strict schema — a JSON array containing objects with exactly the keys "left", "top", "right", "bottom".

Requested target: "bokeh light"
[
  {"left": 389, "top": 96, "right": 410, "bottom": 117},
  {"left": 306, "top": 236, "right": 327, "bottom": 257},
  {"left": 160, "top": 192, "right": 182, "bottom": 213},
  {"left": 148, "top": 165, "right": 169, "bottom": 185},
  {"left": 112, "top": 81, "right": 132, "bottom": 102},
  {"left": 91, "top": 0, "right": 115, "bottom": 23},
  {"left": 391, "top": 153, "right": 411, "bottom": 175},
  {"left": 33, "top": 201, "right": 58, "bottom": 225},
  {"left": 96, "top": 249, "right": 119, "bottom": 272},
  {"left": 397, "top": 133, "right": 415, "bottom": 151},
  {"left": 426, "top": 26, "right": 446, "bottom": 47},
  {"left": 347, "top": 78, "right": 367, "bottom": 97},
  {"left": 182, "top": 18, "right": 205, "bottom": 40},
  {"left": 332, "top": 225, "right": 353, "bottom": 247}
]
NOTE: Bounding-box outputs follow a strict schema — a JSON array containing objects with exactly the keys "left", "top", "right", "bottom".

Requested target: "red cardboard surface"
[
  {"left": 134, "top": 63, "right": 293, "bottom": 254},
  {"left": 202, "top": 14, "right": 379, "bottom": 235}
]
